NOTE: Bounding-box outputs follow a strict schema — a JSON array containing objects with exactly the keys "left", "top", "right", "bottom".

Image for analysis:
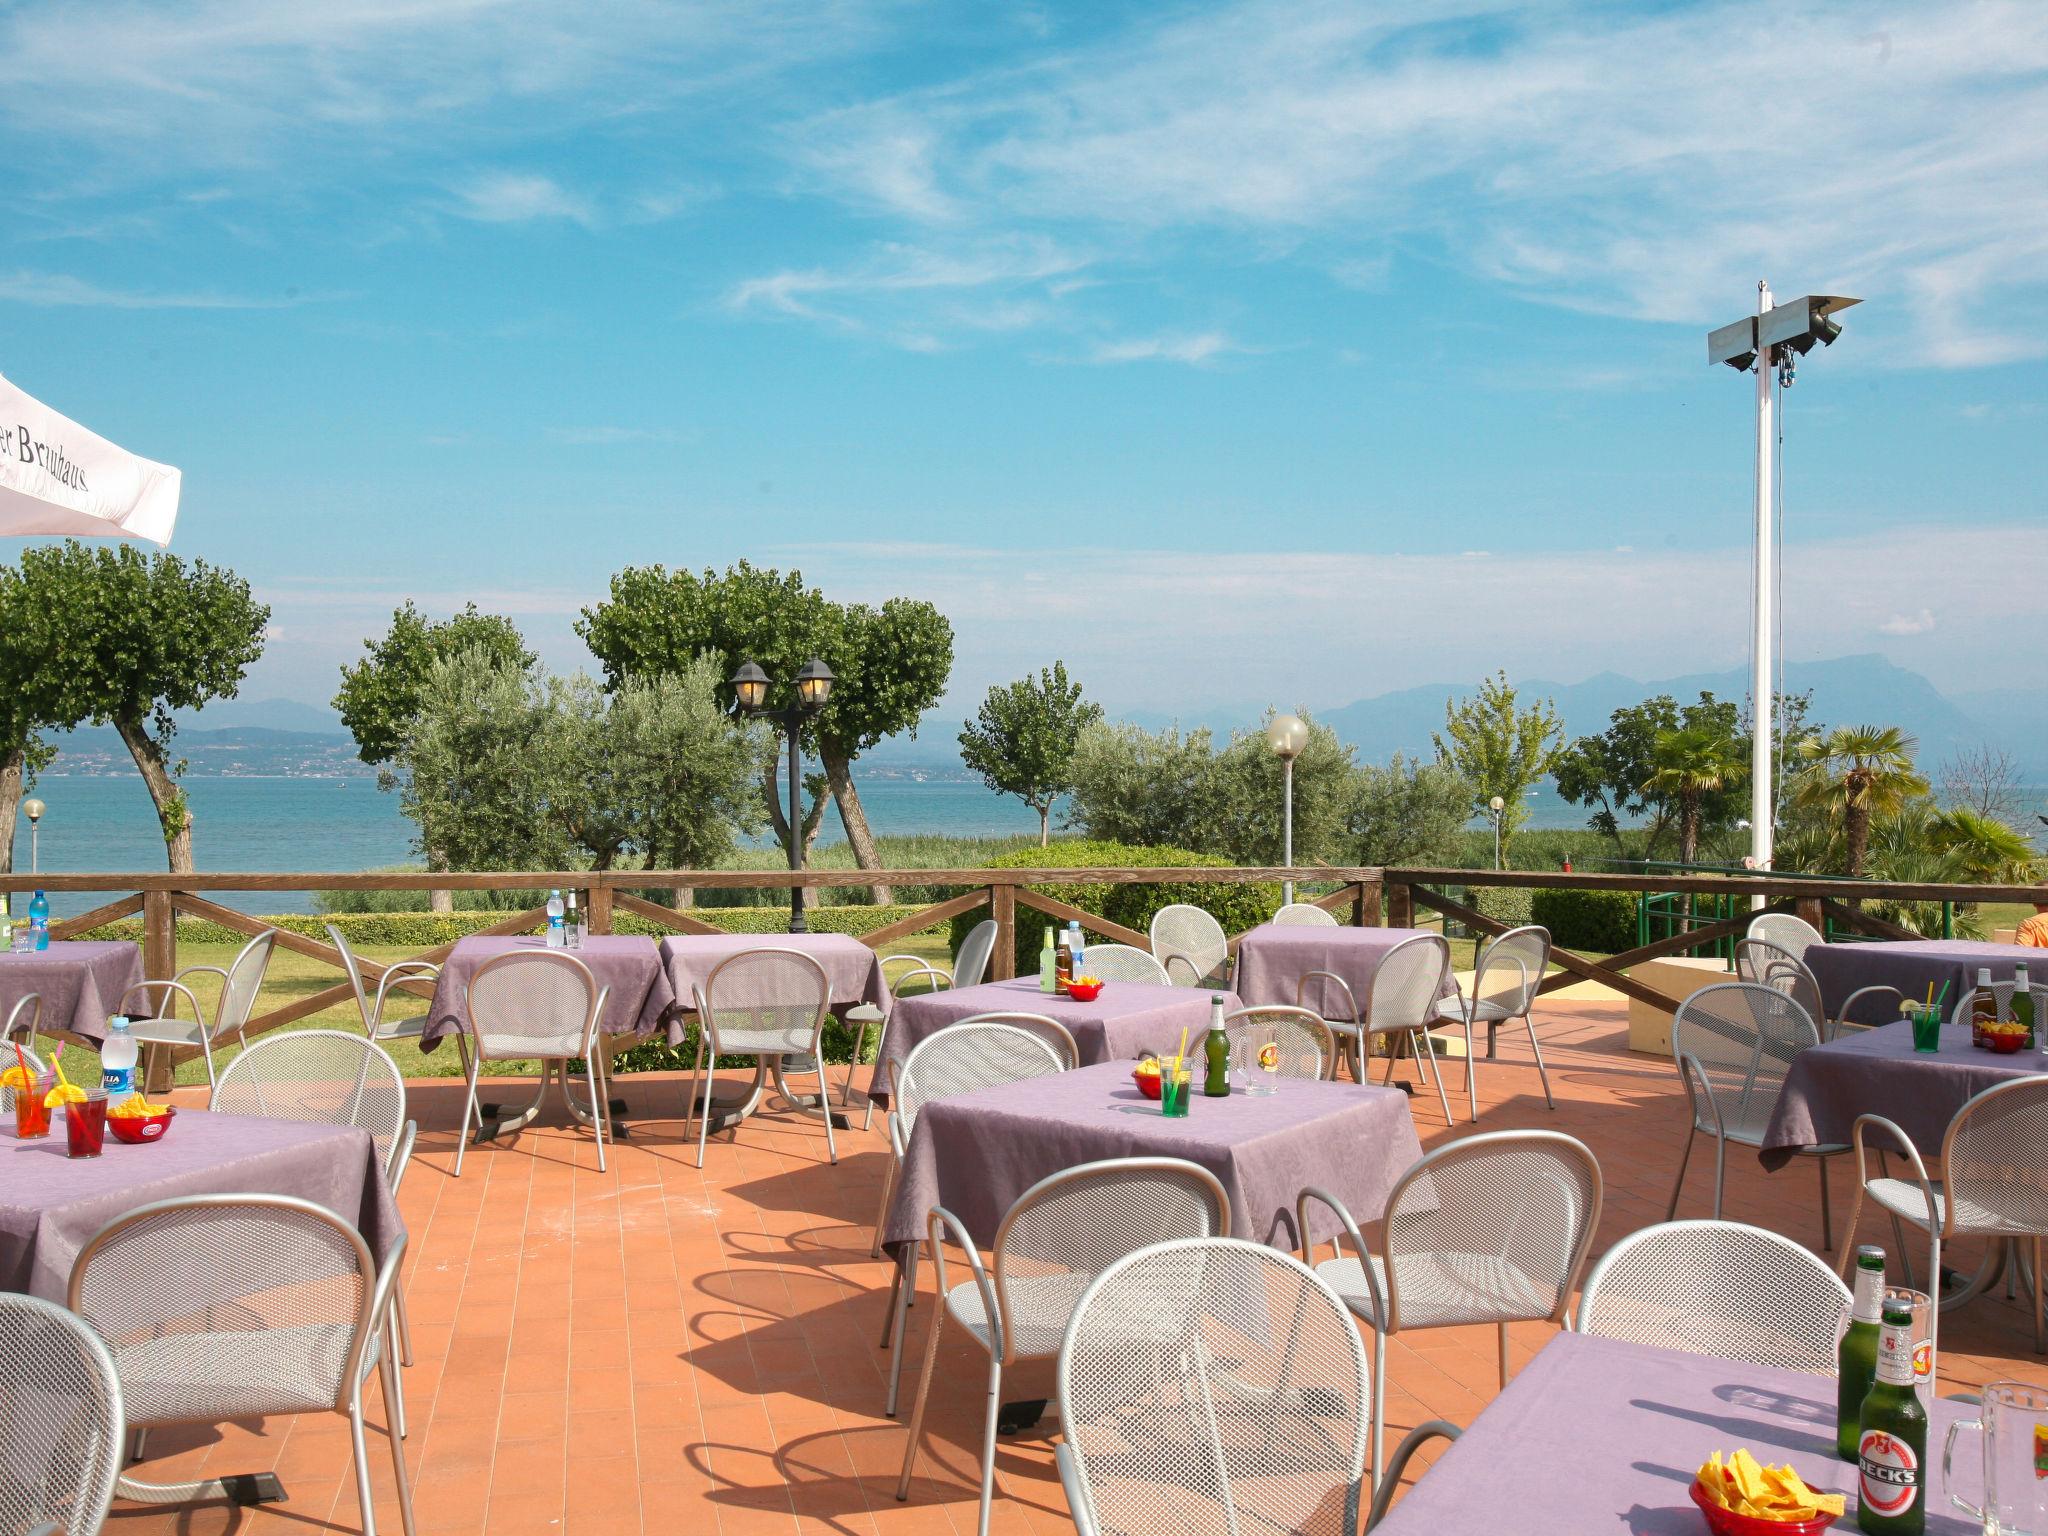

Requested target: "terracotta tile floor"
[{"left": 113, "top": 996, "right": 2048, "bottom": 1535}]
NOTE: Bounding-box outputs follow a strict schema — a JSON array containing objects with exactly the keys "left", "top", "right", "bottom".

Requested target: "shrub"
[
  {"left": 1454, "top": 885, "right": 1533, "bottom": 939},
  {"left": 1530, "top": 887, "right": 1638, "bottom": 953},
  {"left": 949, "top": 840, "right": 1282, "bottom": 978}
]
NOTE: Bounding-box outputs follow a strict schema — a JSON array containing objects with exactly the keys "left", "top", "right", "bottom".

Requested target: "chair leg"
[
  {"left": 1835, "top": 1182, "right": 1870, "bottom": 1279},
  {"left": 1816, "top": 1156, "right": 1833, "bottom": 1251},
  {"left": 348, "top": 1393, "right": 380, "bottom": 1536},
  {"left": 1416, "top": 1029, "right": 1453, "bottom": 1126},
  {"left": 690, "top": 1035, "right": 712, "bottom": 1170},
  {"left": 453, "top": 1057, "right": 483, "bottom": 1178},
  {"left": 1927, "top": 1232, "right": 1943, "bottom": 1387},
  {"left": 386, "top": 1310, "right": 408, "bottom": 1438},
  {"left": 587, "top": 1052, "right": 608, "bottom": 1174},
  {"left": 1371, "top": 1326, "right": 1387, "bottom": 1504},
  {"left": 1522, "top": 1014, "right": 1554, "bottom": 1110},
  {"left": 844, "top": 1015, "right": 869, "bottom": 1109},
  {"left": 394, "top": 1284, "right": 414, "bottom": 1367},
  {"left": 379, "top": 1357, "right": 419, "bottom": 1536},
  {"left": 1710, "top": 1135, "right": 1727, "bottom": 1219},
  {"left": 1497, "top": 1322, "right": 1510, "bottom": 1389},
  {"left": 886, "top": 1246, "right": 920, "bottom": 1416},
  {"left": 871, "top": 1159, "right": 896, "bottom": 1260},
  {"left": 815, "top": 1057, "right": 838, "bottom": 1165},
  {"left": 895, "top": 1283, "right": 948, "bottom": 1499},
  {"left": 1666, "top": 1123, "right": 1697, "bottom": 1221},
  {"left": 974, "top": 1356, "right": 1004, "bottom": 1536},
  {"left": 2033, "top": 1237, "right": 2044, "bottom": 1356},
  {"left": 1464, "top": 1017, "right": 1480, "bottom": 1122}
]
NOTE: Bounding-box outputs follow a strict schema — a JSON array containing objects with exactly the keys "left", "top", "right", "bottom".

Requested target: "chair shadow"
[{"left": 1627, "top": 1396, "right": 1837, "bottom": 1460}]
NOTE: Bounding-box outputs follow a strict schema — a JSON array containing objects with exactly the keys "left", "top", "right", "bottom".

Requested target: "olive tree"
[
  {"left": 958, "top": 662, "right": 1103, "bottom": 846},
  {"left": 1432, "top": 671, "right": 1566, "bottom": 853},
  {"left": 1, "top": 542, "right": 267, "bottom": 871}
]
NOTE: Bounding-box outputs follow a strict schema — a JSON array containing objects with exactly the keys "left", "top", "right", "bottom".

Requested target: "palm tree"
[
  {"left": 1791, "top": 726, "right": 1930, "bottom": 878},
  {"left": 1643, "top": 724, "right": 1747, "bottom": 869},
  {"left": 1930, "top": 806, "right": 2039, "bottom": 883}
]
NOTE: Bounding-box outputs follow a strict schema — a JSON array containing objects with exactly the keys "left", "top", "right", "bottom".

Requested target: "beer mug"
[
  {"left": 1884, "top": 1286, "right": 1934, "bottom": 1410},
  {"left": 1945, "top": 1380, "right": 2048, "bottom": 1534}
]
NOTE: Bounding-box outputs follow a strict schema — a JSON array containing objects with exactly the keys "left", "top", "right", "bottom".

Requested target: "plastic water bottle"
[
  {"left": 546, "top": 889, "right": 565, "bottom": 949},
  {"left": 101, "top": 1015, "right": 139, "bottom": 1102},
  {"left": 1069, "top": 920, "right": 1085, "bottom": 980},
  {"left": 565, "top": 890, "right": 582, "bottom": 950},
  {"left": 28, "top": 889, "right": 49, "bottom": 951}
]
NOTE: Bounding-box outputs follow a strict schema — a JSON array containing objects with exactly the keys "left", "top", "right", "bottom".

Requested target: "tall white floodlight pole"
[
  {"left": 1267, "top": 714, "right": 1309, "bottom": 905},
  {"left": 1707, "top": 285, "right": 1859, "bottom": 884}
]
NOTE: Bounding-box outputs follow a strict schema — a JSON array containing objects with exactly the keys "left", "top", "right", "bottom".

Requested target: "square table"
[
  {"left": 0, "top": 941, "right": 149, "bottom": 1048},
  {"left": 882, "top": 1060, "right": 1423, "bottom": 1257},
  {"left": 1, "top": 1108, "right": 405, "bottom": 1301},
  {"left": 1762, "top": 1018, "right": 2048, "bottom": 1171},
  {"left": 422, "top": 934, "right": 676, "bottom": 1051},
  {"left": 1234, "top": 924, "right": 1440, "bottom": 1014},
  {"left": 1807, "top": 939, "right": 2042, "bottom": 1027},
  {"left": 870, "top": 975, "right": 1239, "bottom": 1106},
  {"left": 1372, "top": 1331, "right": 1979, "bottom": 1533}
]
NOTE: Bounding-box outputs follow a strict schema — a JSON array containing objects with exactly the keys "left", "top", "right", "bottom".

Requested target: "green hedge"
[
  {"left": 1453, "top": 885, "right": 1534, "bottom": 939},
  {"left": 1530, "top": 887, "right": 1638, "bottom": 954},
  {"left": 950, "top": 841, "right": 1282, "bottom": 978}
]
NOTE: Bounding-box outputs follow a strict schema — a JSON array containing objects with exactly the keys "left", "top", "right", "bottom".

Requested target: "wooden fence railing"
[{"left": 8, "top": 864, "right": 2032, "bottom": 1080}]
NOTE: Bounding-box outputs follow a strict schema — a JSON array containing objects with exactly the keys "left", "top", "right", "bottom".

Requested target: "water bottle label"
[{"left": 103, "top": 1066, "right": 132, "bottom": 1097}]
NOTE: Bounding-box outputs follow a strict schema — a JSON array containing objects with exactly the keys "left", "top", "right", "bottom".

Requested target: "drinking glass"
[
  {"left": 64, "top": 1091, "right": 108, "bottom": 1158},
  {"left": 1885, "top": 1285, "right": 1934, "bottom": 1411},
  {"left": 1161, "top": 1064, "right": 1190, "bottom": 1118},
  {"left": 1945, "top": 1380, "right": 2048, "bottom": 1535},
  {"left": 1910, "top": 1005, "right": 1943, "bottom": 1053},
  {"left": 14, "top": 1088, "right": 49, "bottom": 1139},
  {"left": 1238, "top": 1023, "right": 1282, "bottom": 1097}
]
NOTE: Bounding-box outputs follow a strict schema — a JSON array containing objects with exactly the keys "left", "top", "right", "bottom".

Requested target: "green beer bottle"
[
  {"left": 1203, "top": 995, "right": 1231, "bottom": 1097},
  {"left": 1856, "top": 1298, "right": 1927, "bottom": 1534},
  {"left": 1837, "top": 1245, "right": 1885, "bottom": 1460}
]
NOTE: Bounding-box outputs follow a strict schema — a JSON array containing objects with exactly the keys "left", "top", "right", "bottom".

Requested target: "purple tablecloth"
[
  {"left": 1761, "top": 1018, "right": 2047, "bottom": 1170},
  {"left": 0, "top": 942, "right": 148, "bottom": 1047},
  {"left": 1373, "top": 1332, "right": 1978, "bottom": 1534},
  {"left": 871, "top": 976, "right": 1241, "bottom": 1105},
  {"left": 422, "top": 935, "right": 676, "bottom": 1051},
  {"left": 883, "top": 1059, "right": 1423, "bottom": 1257},
  {"left": 661, "top": 933, "right": 889, "bottom": 1027},
  {"left": 1807, "top": 939, "right": 2042, "bottom": 1026},
  {"left": 0, "top": 1109, "right": 405, "bottom": 1301},
  {"left": 1234, "top": 924, "right": 1442, "bottom": 1014}
]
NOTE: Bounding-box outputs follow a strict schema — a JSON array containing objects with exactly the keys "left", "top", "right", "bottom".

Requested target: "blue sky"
[{"left": 1, "top": 0, "right": 2043, "bottom": 721}]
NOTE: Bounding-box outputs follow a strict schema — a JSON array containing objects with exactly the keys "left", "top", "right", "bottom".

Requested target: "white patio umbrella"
[{"left": 0, "top": 370, "right": 180, "bottom": 545}]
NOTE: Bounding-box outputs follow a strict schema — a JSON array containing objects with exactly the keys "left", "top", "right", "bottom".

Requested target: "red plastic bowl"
[
  {"left": 1688, "top": 1477, "right": 1838, "bottom": 1535},
  {"left": 107, "top": 1107, "right": 176, "bottom": 1144},
  {"left": 1984, "top": 1032, "right": 2028, "bottom": 1054},
  {"left": 1067, "top": 980, "right": 1103, "bottom": 1002},
  {"left": 1131, "top": 1068, "right": 1162, "bottom": 1100}
]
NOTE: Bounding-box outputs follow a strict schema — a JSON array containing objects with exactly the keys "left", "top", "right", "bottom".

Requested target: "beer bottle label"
[
  {"left": 1875, "top": 1318, "right": 1915, "bottom": 1387},
  {"left": 1850, "top": 1262, "right": 1884, "bottom": 1323},
  {"left": 1858, "top": 1429, "right": 1919, "bottom": 1519}
]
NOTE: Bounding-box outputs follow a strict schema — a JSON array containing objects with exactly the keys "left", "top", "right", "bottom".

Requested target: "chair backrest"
[
  {"left": 1151, "top": 905, "right": 1229, "bottom": 988},
  {"left": 4, "top": 989, "right": 44, "bottom": 1044},
  {"left": 1367, "top": 933, "right": 1452, "bottom": 1033},
  {"left": 950, "top": 1011, "right": 1080, "bottom": 1069},
  {"left": 1081, "top": 943, "right": 1171, "bottom": 986},
  {"left": 323, "top": 923, "right": 377, "bottom": 1034},
  {"left": 1223, "top": 1005, "right": 1332, "bottom": 1081},
  {"left": 1273, "top": 903, "right": 1340, "bottom": 928},
  {"left": 1575, "top": 1218, "right": 1850, "bottom": 1373},
  {"left": 1670, "top": 982, "right": 1816, "bottom": 1143},
  {"left": 895, "top": 1021, "right": 1069, "bottom": 1138},
  {"left": 1380, "top": 1131, "right": 1603, "bottom": 1331},
  {"left": 1943, "top": 1076, "right": 2048, "bottom": 1237},
  {"left": 1472, "top": 925, "right": 1550, "bottom": 1015},
  {"left": 953, "top": 919, "right": 999, "bottom": 989},
  {"left": 467, "top": 950, "right": 604, "bottom": 1060},
  {"left": 994, "top": 1159, "right": 1230, "bottom": 1364},
  {"left": 1057, "top": 1236, "right": 1368, "bottom": 1536},
  {"left": 1734, "top": 939, "right": 1826, "bottom": 1023},
  {"left": 695, "top": 948, "right": 831, "bottom": 1057},
  {"left": 1, "top": 1037, "right": 46, "bottom": 1113},
  {"left": 1748, "top": 911, "right": 1824, "bottom": 956},
  {"left": 1946, "top": 979, "right": 2048, "bottom": 1029},
  {"left": 210, "top": 1029, "right": 408, "bottom": 1178},
  {"left": 0, "top": 1291, "right": 125, "bottom": 1536},
  {"left": 217, "top": 928, "right": 279, "bottom": 1036},
  {"left": 69, "top": 1193, "right": 386, "bottom": 1425}
]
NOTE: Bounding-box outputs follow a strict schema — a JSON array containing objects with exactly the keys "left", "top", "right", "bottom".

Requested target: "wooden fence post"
[
  {"left": 142, "top": 889, "right": 176, "bottom": 1095},
  {"left": 1386, "top": 878, "right": 1412, "bottom": 930},
  {"left": 1355, "top": 879, "right": 1383, "bottom": 928},
  {"left": 1796, "top": 895, "right": 1824, "bottom": 934},
  {"left": 991, "top": 882, "right": 1016, "bottom": 980},
  {"left": 588, "top": 882, "right": 614, "bottom": 936}
]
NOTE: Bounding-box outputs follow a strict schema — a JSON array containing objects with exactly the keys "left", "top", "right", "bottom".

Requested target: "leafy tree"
[
  {"left": 1207, "top": 712, "right": 1356, "bottom": 866},
  {"left": 335, "top": 602, "right": 535, "bottom": 766},
  {"left": 1939, "top": 744, "right": 2025, "bottom": 827},
  {"left": 1555, "top": 693, "right": 1742, "bottom": 859},
  {"left": 1346, "top": 754, "right": 1474, "bottom": 867},
  {"left": 1791, "top": 725, "right": 1930, "bottom": 878},
  {"left": 1065, "top": 721, "right": 1227, "bottom": 851},
  {"left": 0, "top": 665, "right": 55, "bottom": 875},
  {"left": 1432, "top": 672, "right": 1565, "bottom": 853},
  {"left": 1644, "top": 722, "right": 1748, "bottom": 870},
  {"left": 1928, "top": 806, "right": 2037, "bottom": 883},
  {"left": 958, "top": 662, "right": 1103, "bottom": 846},
  {"left": 578, "top": 562, "right": 953, "bottom": 900},
  {"left": 0, "top": 542, "right": 267, "bottom": 871}
]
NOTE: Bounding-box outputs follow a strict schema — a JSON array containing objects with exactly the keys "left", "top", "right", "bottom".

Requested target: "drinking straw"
[
  {"left": 1932, "top": 979, "right": 1951, "bottom": 1014},
  {"left": 1926, "top": 983, "right": 1934, "bottom": 1005},
  {"left": 11, "top": 1039, "right": 26, "bottom": 1083},
  {"left": 1174, "top": 1026, "right": 1189, "bottom": 1076}
]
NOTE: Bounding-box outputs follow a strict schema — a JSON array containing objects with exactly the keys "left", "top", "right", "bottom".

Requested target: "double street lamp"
[
  {"left": 1266, "top": 715, "right": 1308, "bottom": 905},
  {"left": 731, "top": 658, "right": 835, "bottom": 933}
]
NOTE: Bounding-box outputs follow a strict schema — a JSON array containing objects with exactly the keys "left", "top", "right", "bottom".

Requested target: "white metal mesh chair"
[
  {"left": 1577, "top": 1218, "right": 1850, "bottom": 1374},
  {"left": 119, "top": 927, "right": 278, "bottom": 1088},
  {"left": 688, "top": 947, "right": 832, "bottom": 1170},
  {"left": 0, "top": 1290, "right": 125, "bottom": 1536},
  {"left": 896, "top": 1158, "right": 1230, "bottom": 1536},
  {"left": 1151, "top": 905, "right": 1232, "bottom": 989},
  {"left": 1273, "top": 902, "right": 1341, "bottom": 927},
  {"left": 3, "top": 989, "right": 44, "bottom": 1047},
  {"left": 1666, "top": 981, "right": 1845, "bottom": 1248},
  {"left": 854, "top": 921, "right": 1003, "bottom": 1133},
  {"left": 1, "top": 1036, "right": 46, "bottom": 1116},
  {"left": 1945, "top": 978, "right": 2048, "bottom": 1032},
  {"left": 1735, "top": 938, "right": 1902, "bottom": 1041},
  {"left": 1223, "top": 1005, "right": 1333, "bottom": 1082},
  {"left": 69, "top": 1193, "right": 416, "bottom": 1536},
  {"left": 1080, "top": 944, "right": 1169, "bottom": 985},
  {"left": 1307, "top": 934, "right": 1455, "bottom": 1119},
  {"left": 1837, "top": 1076, "right": 2048, "bottom": 1372},
  {"left": 879, "top": 1021, "right": 1072, "bottom": 1408},
  {"left": 1055, "top": 1236, "right": 1369, "bottom": 1536},
  {"left": 1432, "top": 924, "right": 1552, "bottom": 1120},
  {"left": 457, "top": 950, "right": 611, "bottom": 1176},
  {"left": 326, "top": 924, "right": 442, "bottom": 1049},
  {"left": 1300, "top": 1130, "right": 1602, "bottom": 1493},
  {"left": 1748, "top": 911, "right": 1826, "bottom": 956}
]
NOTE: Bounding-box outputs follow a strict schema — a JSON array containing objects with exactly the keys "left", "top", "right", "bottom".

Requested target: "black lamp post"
[{"left": 732, "top": 657, "right": 836, "bottom": 932}]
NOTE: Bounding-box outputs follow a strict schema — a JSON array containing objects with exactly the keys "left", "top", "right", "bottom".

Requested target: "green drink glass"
[
  {"left": 1909, "top": 1005, "right": 1942, "bottom": 1053},
  {"left": 1161, "top": 1065, "right": 1191, "bottom": 1118}
]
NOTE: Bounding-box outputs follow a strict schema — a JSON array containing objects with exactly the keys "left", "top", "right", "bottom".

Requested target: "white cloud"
[
  {"left": 1879, "top": 608, "right": 1937, "bottom": 637},
  {"left": 1084, "top": 331, "right": 1239, "bottom": 365},
  {"left": 451, "top": 173, "right": 594, "bottom": 227},
  {"left": 0, "top": 270, "right": 337, "bottom": 309}
]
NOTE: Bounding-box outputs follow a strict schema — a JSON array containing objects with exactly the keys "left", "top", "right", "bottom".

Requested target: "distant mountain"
[
  {"left": 43, "top": 725, "right": 373, "bottom": 779},
  {"left": 177, "top": 697, "right": 347, "bottom": 735}
]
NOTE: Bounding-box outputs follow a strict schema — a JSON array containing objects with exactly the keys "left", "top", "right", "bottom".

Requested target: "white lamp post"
[
  {"left": 1487, "top": 795, "right": 1506, "bottom": 872},
  {"left": 21, "top": 798, "right": 44, "bottom": 875},
  {"left": 1266, "top": 714, "right": 1309, "bottom": 904}
]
